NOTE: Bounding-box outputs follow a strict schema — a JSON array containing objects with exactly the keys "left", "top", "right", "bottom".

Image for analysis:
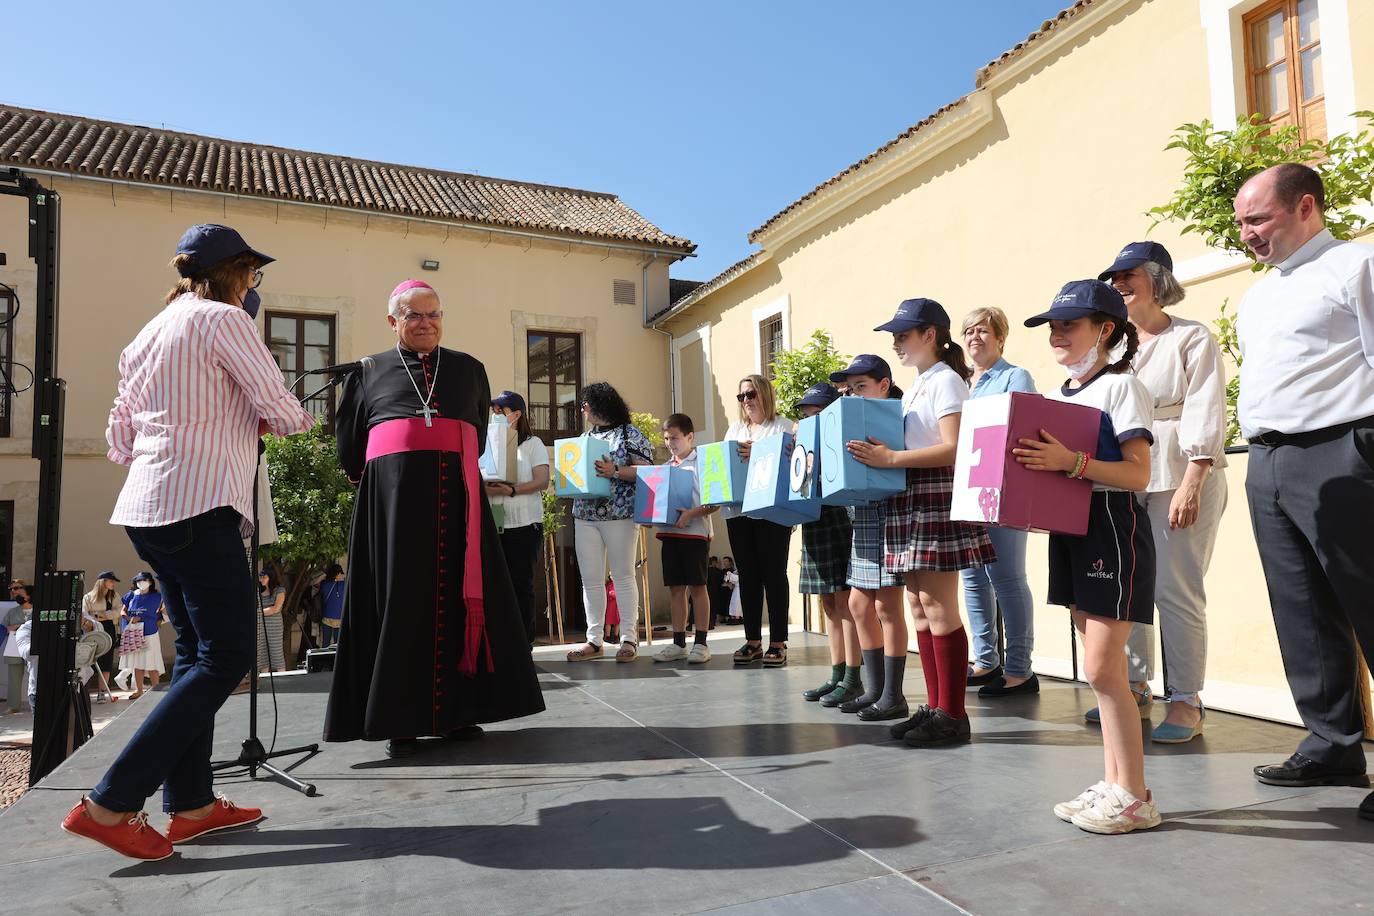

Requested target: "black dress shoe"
[
  {"left": 820, "top": 682, "right": 863, "bottom": 708},
  {"left": 802, "top": 680, "right": 840, "bottom": 701},
  {"left": 966, "top": 665, "right": 1004, "bottom": 687},
  {"left": 1253, "top": 752, "right": 1368, "bottom": 787},
  {"left": 1360, "top": 791, "right": 1374, "bottom": 821},
  {"left": 904, "top": 709, "right": 972, "bottom": 747},
  {"left": 446, "top": 725, "right": 484, "bottom": 741},
  {"left": 978, "top": 674, "right": 1040, "bottom": 698},
  {"left": 385, "top": 738, "right": 419, "bottom": 758},
  {"left": 858, "top": 699, "right": 909, "bottom": 722},
  {"left": 839, "top": 694, "right": 877, "bottom": 714},
  {"left": 889, "top": 704, "right": 934, "bottom": 740}
]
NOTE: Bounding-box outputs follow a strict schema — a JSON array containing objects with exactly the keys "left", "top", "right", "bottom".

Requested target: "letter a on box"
[{"left": 696, "top": 441, "right": 747, "bottom": 506}]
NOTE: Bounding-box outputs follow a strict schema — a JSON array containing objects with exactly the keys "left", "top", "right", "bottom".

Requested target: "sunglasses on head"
[{"left": 735, "top": 390, "right": 758, "bottom": 403}]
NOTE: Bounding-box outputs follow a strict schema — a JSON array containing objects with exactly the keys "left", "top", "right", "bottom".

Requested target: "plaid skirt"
[
  {"left": 800, "top": 505, "right": 853, "bottom": 595},
  {"left": 883, "top": 467, "right": 997, "bottom": 573},
  {"left": 847, "top": 501, "right": 902, "bottom": 590}
]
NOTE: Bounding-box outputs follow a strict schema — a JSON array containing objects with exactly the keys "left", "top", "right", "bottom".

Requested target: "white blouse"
[
  {"left": 1131, "top": 316, "right": 1228, "bottom": 493},
  {"left": 721, "top": 415, "right": 794, "bottom": 520}
]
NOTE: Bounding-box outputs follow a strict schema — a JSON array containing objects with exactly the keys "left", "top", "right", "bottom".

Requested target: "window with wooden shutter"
[
  {"left": 1244, "top": 0, "right": 1324, "bottom": 139},
  {"left": 264, "top": 311, "right": 338, "bottom": 432}
]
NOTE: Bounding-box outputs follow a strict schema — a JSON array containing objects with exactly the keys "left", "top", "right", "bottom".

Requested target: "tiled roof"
[
  {"left": 974, "top": 0, "right": 1099, "bottom": 88},
  {"left": 747, "top": 100, "right": 964, "bottom": 243},
  {"left": 650, "top": 252, "right": 765, "bottom": 325},
  {"left": 749, "top": 1, "right": 1099, "bottom": 245},
  {"left": 0, "top": 104, "right": 693, "bottom": 252}
]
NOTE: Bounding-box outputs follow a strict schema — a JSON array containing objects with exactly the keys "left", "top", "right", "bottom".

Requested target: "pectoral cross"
[{"left": 416, "top": 404, "right": 436, "bottom": 427}]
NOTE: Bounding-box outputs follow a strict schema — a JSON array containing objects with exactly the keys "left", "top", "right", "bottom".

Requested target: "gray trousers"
[
  {"left": 1246, "top": 420, "right": 1374, "bottom": 768},
  {"left": 1125, "top": 470, "right": 1228, "bottom": 700}
]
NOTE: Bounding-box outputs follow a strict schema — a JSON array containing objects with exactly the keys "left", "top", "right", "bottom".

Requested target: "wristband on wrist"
[{"left": 1066, "top": 451, "right": 1088, "bottom": 480}]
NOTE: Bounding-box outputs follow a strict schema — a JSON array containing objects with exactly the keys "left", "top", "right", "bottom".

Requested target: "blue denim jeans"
[
  {"left": 959, "top": 526, "right": 1035, "bottom": 678},
  {"left": 318, "top": 622, "right": 340, "bottom": 648},
  {"left": 91, "top": 507, "right": 256, "bottom": 814}
]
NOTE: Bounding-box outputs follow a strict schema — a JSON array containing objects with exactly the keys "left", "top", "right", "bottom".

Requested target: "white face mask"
[
  {"left": 137, "top": 582, "right": 151, "bottom": 593},
  {"left": 1065, "top": 327, "right": 1106, "bottom": 381}
]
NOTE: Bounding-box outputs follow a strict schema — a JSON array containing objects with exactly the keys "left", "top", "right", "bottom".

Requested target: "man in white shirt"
[{"left": 1234, "top": 164, "right": 1374, "bottom": 819}]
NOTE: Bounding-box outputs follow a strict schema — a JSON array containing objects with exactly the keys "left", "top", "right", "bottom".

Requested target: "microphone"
[{"left": 304, "top": 356, "right": 373, "bottom": 377}]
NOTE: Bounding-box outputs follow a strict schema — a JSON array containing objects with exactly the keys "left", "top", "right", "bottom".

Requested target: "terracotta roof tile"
[
  {"left": 0, "top": 103, "right": 693, "bottom": 252},
  {"left": 974, "top": 0, "right": 1099, "bottom": 88}
]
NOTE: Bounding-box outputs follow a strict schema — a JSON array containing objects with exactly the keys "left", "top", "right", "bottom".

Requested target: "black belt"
[{"left": 1249, "top": 416, "right": 1374, "bottom": 448}]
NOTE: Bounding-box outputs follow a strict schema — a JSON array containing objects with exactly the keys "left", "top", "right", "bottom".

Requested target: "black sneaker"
[
  {"left": 385, "top": 738, "right": 419, "bottom": 758},
  {"left": 903, "top": 709, "right": 971, "bottom": 747},
  {"left": 820, "top": 682, "right": 863, "bottom": 708},
  {"left": 839, "top": 693, "right": 878, "bottom": 714},
  {"left": 888, "top": 704, "right": 935, "bottom": 740},
  {"left": 858, "top": 699, "right": 909, "bottom": 722},
  {"left": 802, "top": 680, "right": 840, "bottom": 701}
]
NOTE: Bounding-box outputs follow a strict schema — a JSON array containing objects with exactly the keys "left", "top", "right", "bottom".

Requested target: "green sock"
[
  {"left": 842, "top": 665, "right": 862, "bottom": 688},
  {"left": 829, "top": 663, "right": 845, "bottom": 685}
]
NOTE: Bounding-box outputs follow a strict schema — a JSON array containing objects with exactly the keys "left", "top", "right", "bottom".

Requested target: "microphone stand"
[{"left": 210, "top": 368, "right": 354, "bottom": 797}]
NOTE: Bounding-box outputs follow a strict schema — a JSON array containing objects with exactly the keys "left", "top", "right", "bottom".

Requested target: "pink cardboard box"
[{"left": 951, "top": 392, "right": 1101, "bottom": 536}]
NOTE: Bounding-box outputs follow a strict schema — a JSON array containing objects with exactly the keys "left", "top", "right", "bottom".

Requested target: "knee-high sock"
[
  {"left": 915, "top": 628, "right": 938, "bottom": 710},
  {"left": 879, "top": 654, "right": 907, "bottom": 709},
  {"left": 932, "top": 627, "right": 970, "bottom": 718},
  {"left": 858, "top": 647, "right": 884, "bottom": 704}
]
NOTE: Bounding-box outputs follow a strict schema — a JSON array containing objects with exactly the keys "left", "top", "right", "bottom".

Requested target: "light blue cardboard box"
[
  {"left": 817, "top": 397, "right": 905, "bottom": 504},
  {"left": 742, "top": 432, "right": 821, "bottom": 525},
  {"left": 787, "top": 415, "right": 828, "bottom": 514},
  {"left": 552, "top": 435, "right": 612, "bottom": 498},
  {"left": 696, "top": 440, "right": 748, "bottom": 507},
  {"left": 634, "top": 465, "right": 696, "bottom": 526}
]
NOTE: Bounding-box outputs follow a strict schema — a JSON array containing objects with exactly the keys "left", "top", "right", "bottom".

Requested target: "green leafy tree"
[
  {"left": 1150, "top": 113, "right": 1374, "bottom": 445},
  {"left": 259, "top": 425, "right": 355, "bottom": 648},
  {"left": 770, "top": 329, "right": 849, "bottom": 420},
  {"left": 630, "top": 411, "right": 665, "bottom": 449}
]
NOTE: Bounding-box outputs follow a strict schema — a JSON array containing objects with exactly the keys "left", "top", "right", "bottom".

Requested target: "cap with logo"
[
  {"left": 793, "top": 382, "right": 842, "bottom": 411},
  {"left": 1024, "top": 280, "right": 1128, "bottom": 327},
  {"left": 830, "top": 354, "right": 894, "bottom": 384},
  {"left": 491, "top": 390, "right": 527, "bottom": 414},
  {"left": 1097, "top": 241, "right": 1173, "bottom": 282},
  {"left": 131, "top": 571, "right": 156, "bottom": 585},
  {"left": 174, "top": 224, "right": 274, "bottom": 278},
  {"left": 874, "top": 297, "right": 950, "bottom": 333},
  {"left": 96, "top": 570, "right": 121, "bottom": 583}
]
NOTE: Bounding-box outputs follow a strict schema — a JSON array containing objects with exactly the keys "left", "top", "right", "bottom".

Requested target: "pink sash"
[{"left": 365, "top": 417, "right": 492, "bottom": 676}]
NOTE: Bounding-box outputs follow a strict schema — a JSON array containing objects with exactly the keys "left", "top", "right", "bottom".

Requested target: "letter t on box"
[
  {"left": 634, "top": 465, "right": 694, "bottom": 525},
  {"left": 553, "top": 435, "right": 612, "bottom": 498}
]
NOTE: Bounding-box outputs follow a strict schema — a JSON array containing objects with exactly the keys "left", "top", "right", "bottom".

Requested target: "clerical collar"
[{"left": 398, "top": 345, "right": 440, "bottom": 358}]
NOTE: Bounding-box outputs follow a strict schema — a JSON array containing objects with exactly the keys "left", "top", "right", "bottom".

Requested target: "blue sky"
[{"left": 6, "top": 1, "right": 1073, "bottom": 281}]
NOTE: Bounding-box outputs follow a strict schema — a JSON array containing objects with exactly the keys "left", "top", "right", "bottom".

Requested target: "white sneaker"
[
  {"left": 114, "top": 670, "right": 132, "bottom": 692},
  {"left": 1070, "top": 783, "right": 1161, "bottom": 834},
  {"left": 687, "top": 644, "right": 712, "bottom": 664},
  {"left": 654, "top": 644, "right": 688, "bottom": 662},
  {"left": 1053, "top": 780, "right": 1109, "bottom": 823}
]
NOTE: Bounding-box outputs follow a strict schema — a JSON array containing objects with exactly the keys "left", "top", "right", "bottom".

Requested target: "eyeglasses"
[
  {"left": 250, "top": 269, "right": 264, "bottom": 289},
  {"left": 735, "top": 390, "right": 758, "bottom": 403},
  {"left": 399, "top": 309, "right": 444, "bottom": 324}
]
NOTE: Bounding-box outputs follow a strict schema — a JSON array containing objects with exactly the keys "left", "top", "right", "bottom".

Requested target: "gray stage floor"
[{"left": 1, "top": 633, "right": 1371, "bottom": 915}]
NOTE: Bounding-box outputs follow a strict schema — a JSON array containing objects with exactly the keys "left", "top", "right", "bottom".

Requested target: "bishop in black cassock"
[{"left": 324, "top": 280, "right": 544, "bottom": 755}]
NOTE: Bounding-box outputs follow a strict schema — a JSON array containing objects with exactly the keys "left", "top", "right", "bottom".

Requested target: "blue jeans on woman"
[
  {"left": 960, "top": 525, "right": 1035, "bottom": 679},
  {"left": 90, "top": 507, "right": 257, "bottom": 814}
]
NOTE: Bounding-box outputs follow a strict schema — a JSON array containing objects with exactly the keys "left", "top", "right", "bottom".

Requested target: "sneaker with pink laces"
[{"left": 1070, "top": 783, "right": 1161, "bottom": 834}]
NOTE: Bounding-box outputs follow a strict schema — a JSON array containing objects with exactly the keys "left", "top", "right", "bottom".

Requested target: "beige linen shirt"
[{"left": 1132, "top": 316, "right": 1228, "bottom": 493}]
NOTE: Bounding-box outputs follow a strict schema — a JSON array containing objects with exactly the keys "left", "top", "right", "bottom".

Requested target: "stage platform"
[{"left": 0, "top": 632, "right": 1369, "bottom": 914}]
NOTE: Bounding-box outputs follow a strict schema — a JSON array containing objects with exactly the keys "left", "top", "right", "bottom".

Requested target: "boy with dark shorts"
[{"left": 654, "top": 414, "right": 718, "bottom": 663}]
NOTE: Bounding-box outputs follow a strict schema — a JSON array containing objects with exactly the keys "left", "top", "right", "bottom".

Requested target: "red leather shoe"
[
  {"left": 166, "top": 795, "right": 263, "bottom": 844},
  {"left": 61, "top": 798, "right": 173, "bottom": 861}
]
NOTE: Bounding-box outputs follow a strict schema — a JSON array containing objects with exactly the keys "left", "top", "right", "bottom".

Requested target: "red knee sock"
[
  {"left": 931, "top": 627, "right": 969, "bottom": 719},
  {"left": 915, "top": 627, "right": 939, "bottom": 710}
]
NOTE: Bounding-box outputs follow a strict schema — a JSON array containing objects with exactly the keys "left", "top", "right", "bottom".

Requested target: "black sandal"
[
  {"left": 732, "top": 643, "right": 763, "bottom": 665},
  {"left": 762, "top": 646, "right": 788, "bottom": 668}
]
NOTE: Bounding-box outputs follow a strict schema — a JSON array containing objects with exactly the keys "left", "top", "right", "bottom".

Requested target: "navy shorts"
[
  {"left": 1048, "top": 490, "right": 1155, "bottom": 624},
  {"left": 659, "top": 536, "right": 709, "bottom": 587}
]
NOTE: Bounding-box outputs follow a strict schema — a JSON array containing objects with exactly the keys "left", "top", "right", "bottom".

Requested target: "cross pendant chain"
[
  {"left": 416, "top": 404, "right": 437, "bottom": 427},
  {"left": 397, "top": 345, "right": 442, "bottom": 429}
]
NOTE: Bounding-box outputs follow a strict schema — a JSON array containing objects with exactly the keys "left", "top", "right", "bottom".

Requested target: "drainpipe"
[{"left": 642, "top": 255, "right": 677, "bottom": 416}]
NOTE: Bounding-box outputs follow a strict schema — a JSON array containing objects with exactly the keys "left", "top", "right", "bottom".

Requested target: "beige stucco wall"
[
  {"left": 665, "top": 0, "right": 1373, "bottom": 722},
  {"left": 0, "top": 178, "right": 677, "bottom": 623}
]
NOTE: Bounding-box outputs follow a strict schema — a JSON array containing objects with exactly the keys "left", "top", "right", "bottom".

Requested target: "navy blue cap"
[
  {"left": 174, "top": 224, "right": 274, "bottom": 278},
  {"left": 1024, "top": 280, "right": 1128, "bottom": 327},
  {"left": 830, "top": 354, "right": 893, "bottom": 383},
  {"left": 793, "top": 382, "right": 841, "bottom": 411},
  {"left": 1097, "top": 241, "right": 1173, "bottom": 281},
  {"left": 131, "top": 571, "right": 155, "bottom": 584},
  {"left": 491, "top": 390, "right": 527, "bottom": 414},
  {"left": 95, "top": 571, "right": 120, "bottom": 582},
  {"left": 874, "top": 297, "right": 950, "bottom": 333}
]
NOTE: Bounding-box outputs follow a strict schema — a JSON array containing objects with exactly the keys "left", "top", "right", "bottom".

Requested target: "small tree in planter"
[
  {"left": 1150, "top": 113, "right": 1374, "bottom": 445},
  {"left": 259, "top": 425, "right": 355, "bottom": 658},
  {"left": 771, "top": 329, "right": 849, "bottom": 421}
]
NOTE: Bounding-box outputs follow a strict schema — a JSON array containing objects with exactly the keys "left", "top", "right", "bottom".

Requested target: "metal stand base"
[{"left": 211, "top": 734, "right": 319, "bottom": 797}]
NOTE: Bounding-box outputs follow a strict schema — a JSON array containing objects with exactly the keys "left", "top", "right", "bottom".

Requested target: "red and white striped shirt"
[{"left": 107, "top": 294, "right": 315, "bottom": 531}]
